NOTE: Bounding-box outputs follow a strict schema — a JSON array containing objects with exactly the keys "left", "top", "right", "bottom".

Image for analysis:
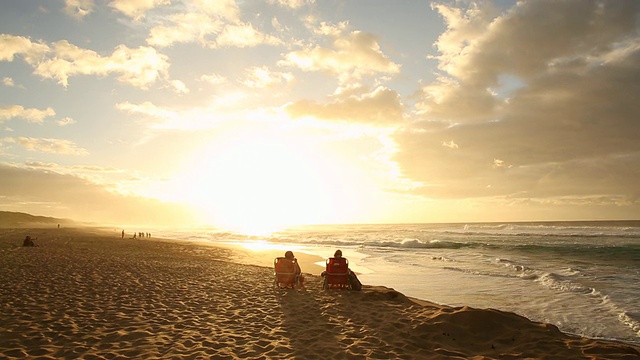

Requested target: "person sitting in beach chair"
[
  {"left": 22, "top": 235, "right": 36, "bottom": 247},
  {"left": 274, "top": 251, "right": 305, "bottom": 289},
  {"left": 322, "top": 249, "right": 361, "bottom": 290}
]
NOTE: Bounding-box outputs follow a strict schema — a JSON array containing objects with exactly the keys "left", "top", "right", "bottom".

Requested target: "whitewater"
[{"left": 158, "top": 220, "right": 640, "bottom": 346}]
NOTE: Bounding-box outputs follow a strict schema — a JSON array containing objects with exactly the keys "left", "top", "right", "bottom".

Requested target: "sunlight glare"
[{"left": 171, "top": 122, "right": 347, "bottom": 234}]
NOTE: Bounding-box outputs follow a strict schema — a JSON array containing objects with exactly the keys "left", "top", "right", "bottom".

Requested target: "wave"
[
  {"left": 441, "top": 265, "right": 539, "bottom": 281},
  {"left": 199, "top": 228, "right": 640, "bottom": 265},
  {"left": 456, "top": 221, "right": 640, "bottom": 237},
  {"left": 443, "top": 230, "right": 640, "bottom": 239},
  {"left": 283, "top": 236, "right": 640, "bottom": 261},
  {"left": 442, "top": 266, "right": 524, "bottom": 280},
  {"left": 444, "top": 264, "right": 640, "bottom": 339},
  {"left": 536, "top": 272, "right": 596, "bottom": 294}
]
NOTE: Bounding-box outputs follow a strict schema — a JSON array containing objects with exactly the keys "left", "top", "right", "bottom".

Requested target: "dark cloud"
[{"left": 393, "top": 1, "right": 640, "bottom": 218}]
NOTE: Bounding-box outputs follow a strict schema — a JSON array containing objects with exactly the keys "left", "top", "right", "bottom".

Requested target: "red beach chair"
[
  {"left": 274, "top": 257, "right": 298, "bottom": 288},
  {"left": 322, "top": 257, "right": 351, "bottom": 289}
]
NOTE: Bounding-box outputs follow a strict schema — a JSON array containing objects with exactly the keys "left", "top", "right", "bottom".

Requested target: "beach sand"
[{"left": 1, "top": 227, "right": 639, "bottom": 359}]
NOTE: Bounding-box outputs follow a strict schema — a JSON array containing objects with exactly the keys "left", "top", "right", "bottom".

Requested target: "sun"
[
  {"left": 145, "top": 110, "right": 401, "bottom": 234},
  {"left": 168, "top": 122, "right": 350, "bottom": 234}
]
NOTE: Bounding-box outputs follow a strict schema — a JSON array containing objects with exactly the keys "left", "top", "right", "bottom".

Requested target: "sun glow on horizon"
[{"left": 155, "top": 117, "right": 385, "bottom": 235}]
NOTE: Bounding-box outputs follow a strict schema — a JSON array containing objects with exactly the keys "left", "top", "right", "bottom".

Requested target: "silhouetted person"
[
  {"left": 23, "top": 236, "right": 35, "bottom": 247},
  {"left": 284, "top": 251, "right": 305, "bottom": 288}
]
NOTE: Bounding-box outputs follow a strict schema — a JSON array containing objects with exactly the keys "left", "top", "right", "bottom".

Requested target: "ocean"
[{"left": 158, "top": 220, "right": 640, "bottom": 346}]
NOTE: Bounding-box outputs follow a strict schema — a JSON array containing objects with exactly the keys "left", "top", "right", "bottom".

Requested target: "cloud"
[
  {"left": 215, "top": 23, "right": 283, "bottom": 48},
  {"left": 200, "top": 73, "right": 228, "bottom": 85},
  {"left": 145, "top": 1, "right": 279, "bottom": 48},
  {"left": 147, "top": 17, "right": 281, "bottom": 49},
  {"left": 415, "top": 75, "right": 499, "bottom": 121},
  {"left": 169, "top": 79, "right": 189, "bottom": 94},
  {"left": 0, "top": 163, "right": 198, "bottom": 226},
  {"left": 25, "top": 161, "right": 119, "bottom": 173},
  {"left": 279, "top": 21, "right": 400, "bottom": 84},
  {"left": 286, "top": 86, "right": 405, "bottom": 124},
  {"left": 108, "top": 0, "right": 170, "bottom": 20},
  {"left": 3, "top": 137, "right": 89, "bottom": 155},
  {"left": 242, "top": 66, "right": 293, "bottom": 88},
  {"left": 116, "top": 101, "right": 175, "bottom": 119},
  {"left": 392, "top": 0, "right": 640, "bottom": 210},
  {"left": 146, "top": 12, "right": 224, "bottom": 47},
  {"left": 33, "top": 41, "right": 170, "bottom": 88},
  {"left": 191, "top": 0, "right": 241, "bottom": 22},
  {"left": 2, "top": 77, "right": 14, "bottom": 87},
  {"left": 64, "top": 0, "right": 95, "bottom": 20},
  {"left": 115, "top": 99, "right": 253, "bottom": 131},
  {"left": 417, "top": 0, "right": 640, "bottom": 123},
  {"left": 1, "top": 35, "right": 171, "bottom": 88},
  {"left": 0, "top": 105, "right": 55, "bottom": 123},
  {"left": 268, "top": 0, "right": 313, "bottom": 9},
  {"left": 0, "top": 34, "right": 50, "bottom": 63},
  {"left": 434, "top": 0, "right": 639, "bottom": 86},
  {"left": 56, "top": 117, "right": 76, "bottom": 126},
  {"left": 441, "top": 140, "right": 458, "bottom": 149}
]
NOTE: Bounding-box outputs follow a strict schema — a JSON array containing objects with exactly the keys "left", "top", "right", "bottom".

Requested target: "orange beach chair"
[
  {"left": 322, "top": 257, "right": 351, "bottom": 289},
  {"left": 274, "top": 257, "right": 299, "bottom": 288}
]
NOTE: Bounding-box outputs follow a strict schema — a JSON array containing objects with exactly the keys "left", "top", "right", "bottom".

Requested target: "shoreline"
[{"left": 2, "top": 227, "right": 639, "bottom": 359}]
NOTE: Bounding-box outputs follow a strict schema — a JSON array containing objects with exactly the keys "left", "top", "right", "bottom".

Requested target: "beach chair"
[
  {"left": 322, "top": 257, "right": 351, "bottom": 289},
  {"left": 274, "top": 257, "right": 299, "bottom": 288}
]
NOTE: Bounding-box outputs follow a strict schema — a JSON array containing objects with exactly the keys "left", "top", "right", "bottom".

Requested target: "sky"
[{"left": 1, "top": 0, "right": 639, "bottom": 232}]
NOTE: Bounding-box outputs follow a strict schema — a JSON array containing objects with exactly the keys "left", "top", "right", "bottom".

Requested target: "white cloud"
[
  {"left": 0, "top": 34, "right": 50, "bottom": 64},
  {"left": 492, "top": 158, "right": 511, "bottom": 169},
  {"left": 25, "top": 161, "right": 119, "bottom": 173},
  {"left": 200, "top": 73, "right": 227, "bottom": 85},
  {"left": 441, "top": 140, "right": 458, "bottom": 149},
  {"left": 3, "top": 137, "right": 88, "bottom": 155},
  {"left": 2, "top": 77, "right": 15, "bottom": 87},
  {"left": 146, "top": 12, "right": 223, "bottom": 47},
  {"left": 57, "top": 117, "right": 76, "bottom": 126},
  {"left": 215, "top": 23, "right": 283, "bottom": 48},
  {"left": 279, "top": 21, "right": 400, "bottom": 84},
  {"left": 267, "top": 0, "right": 314, "bottom": 9},
  {"left": 286, "top": 86, "right": 405, "bottom": 124},
  {"left": 0, "top": 105, "right": 55, "bottom": 123},
  {"left": 272, "top": 17, "right": 284, "bottom": 32},
  {"left": 108, "top": 0, "right": 170, "bottom": 20},
  {"left": 64, "top": 0, "right": 95, "bottom": 20},
  {"left": 170, "top": 79, "right": 190, "bottom": 94},
  {"left": 116, "top": 101, "right": 175, "bottom": 119},
  {"left": 242, "top": 66, "right": 293, "bottom": 88},
  {"left": 33, "top": 41, "right": 170, "bottom": 88},
  {"left": 193, "top": 0, "right": 241, "bottom": 23},
  {"left": 1, "top": 35, "right": 170, "bottom": 88},
  {"left": 146, "top": 10, "right": 280, "bottom": 49}
]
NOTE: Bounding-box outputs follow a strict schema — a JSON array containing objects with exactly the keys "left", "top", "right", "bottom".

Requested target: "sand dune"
[{"left": 1, "top": 228, "right": 638, "bottom": 359}]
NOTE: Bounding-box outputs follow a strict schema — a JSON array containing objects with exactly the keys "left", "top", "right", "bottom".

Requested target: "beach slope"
[{"left": 1, "top": 228, "right": 638, "bottom": 359}]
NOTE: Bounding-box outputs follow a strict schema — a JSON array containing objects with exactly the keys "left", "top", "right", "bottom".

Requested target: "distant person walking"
[{"left": 121, "top": 230, "right": 125, "bottom": 238}]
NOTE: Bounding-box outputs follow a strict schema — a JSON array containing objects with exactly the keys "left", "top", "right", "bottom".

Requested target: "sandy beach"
[{"left": 1, "top": 227, "right": 639, "bottom": 359}]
